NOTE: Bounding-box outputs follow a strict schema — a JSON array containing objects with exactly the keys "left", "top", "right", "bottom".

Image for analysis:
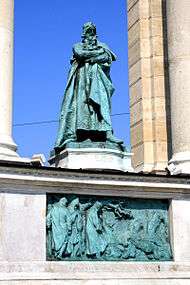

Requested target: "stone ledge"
[
  {"left": 0, "top": 167, "right": 189, "bottom": 199},
  {"left": 0, "top": 262, "right": 190, "bottom": 280}
]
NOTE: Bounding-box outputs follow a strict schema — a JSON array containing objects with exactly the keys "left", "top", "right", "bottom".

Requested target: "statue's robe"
[
  {"left": 55, "top": 41, "right": 116, "bottom": 150},
  {"left": 47, "top": 203, "right": 70, "bottom": 258},
  {"left": 86, "top": 205, "right": 107, "bottom": 256}
]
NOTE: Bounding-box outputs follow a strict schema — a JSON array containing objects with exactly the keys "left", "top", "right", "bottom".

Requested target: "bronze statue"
[{"left": 54, "top": 22, "right": 124, "bottom": 153}]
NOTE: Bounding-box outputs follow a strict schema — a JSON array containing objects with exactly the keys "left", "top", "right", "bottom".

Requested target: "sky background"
[{"left": 13, "top": 0, "right": 130, "bottom": 161}]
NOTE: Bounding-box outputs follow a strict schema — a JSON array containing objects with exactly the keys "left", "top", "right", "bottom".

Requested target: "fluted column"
[
  {"left": 167, "top": 0, "right": 190, "bottom": 174},
  {"left": 0, "top": 0, "right": 18, "bottom": 159}
]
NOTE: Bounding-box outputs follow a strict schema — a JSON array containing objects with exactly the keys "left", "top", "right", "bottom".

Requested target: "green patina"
[
  {"left": 46, "top": 195, "right": 172, "bottom": 261},
  {"left": 53, "top": 22, "right": 126, "bottom": 155}
]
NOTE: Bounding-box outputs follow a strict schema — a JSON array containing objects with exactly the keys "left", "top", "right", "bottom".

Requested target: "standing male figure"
[{"left": 54, "top": 22, "right": 124, "bottom": 153}]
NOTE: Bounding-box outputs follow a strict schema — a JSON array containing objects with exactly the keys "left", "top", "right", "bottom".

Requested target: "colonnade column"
[
  {"left": 167, "top": 0, "right": 190, "bottom": 174},
  {"left": 0, "top": 0, "right": 18, "bottom": 159}
]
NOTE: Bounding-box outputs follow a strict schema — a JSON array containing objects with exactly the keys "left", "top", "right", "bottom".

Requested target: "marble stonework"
[
  {"left": 0, "top": 164, "right": 189, "bottom": 284},
  {"left": 49, "top": 148, "right": 133, "bottom": 172}
]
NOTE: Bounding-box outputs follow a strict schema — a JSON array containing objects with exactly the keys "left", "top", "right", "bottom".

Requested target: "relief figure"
[
  {"left": 46, "top": 197, "right": 71, "bottom": 259},
  {"left": 86, "top": 201, "right": 107, "bottom": 258},
  {"left": 46, "top": 196, "right": 172, "bottom": 261}
]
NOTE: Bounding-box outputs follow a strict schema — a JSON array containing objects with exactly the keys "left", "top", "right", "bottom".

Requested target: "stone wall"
[
  {"left": 0, "top": 165, "right": 190, "bottom": 283},
  {"left": 128, "top": 0, "right": 169, "bottom": 172}
]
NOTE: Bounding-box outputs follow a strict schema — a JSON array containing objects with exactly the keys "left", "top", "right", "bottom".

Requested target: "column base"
[
  {"left": 0, "top": 134, "right": 18, "bottom": 159},
  {"left": 0, "top": 136, "right": 31, "bottom": 164},
  {"left": 168, "top": 151, "right": 190, "bottom": 175}
]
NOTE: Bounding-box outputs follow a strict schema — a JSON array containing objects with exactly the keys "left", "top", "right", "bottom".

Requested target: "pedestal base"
[
  {"left": 168, "top": 151, "right": 190, "bottom": 175},
  {"left": 49, "top": 148, "right": 134, "bottom": 172}
]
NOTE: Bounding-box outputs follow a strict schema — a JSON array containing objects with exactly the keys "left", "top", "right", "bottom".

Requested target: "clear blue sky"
[{"left": 13, "top": 0, "right": 130, "bottom": 160}]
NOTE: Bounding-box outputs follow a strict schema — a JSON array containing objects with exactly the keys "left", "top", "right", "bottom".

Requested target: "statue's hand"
[
  {"left": 86, "top": 57, "right": 96, "bottom": 64},
  {"left": 86, "top": 53, "right": 110, "bottom": 65},
  {"left": 84, "top": 47, "right": 104, "bottom": 57}
]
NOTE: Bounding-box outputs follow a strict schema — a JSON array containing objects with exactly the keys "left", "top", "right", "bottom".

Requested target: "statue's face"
[{"left": 85, "top": 27, "right": 94, "bottom": 37}]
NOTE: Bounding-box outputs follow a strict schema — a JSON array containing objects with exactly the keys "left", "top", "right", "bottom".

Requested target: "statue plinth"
[{"left": 49, "top": 148, "right": 133, "bottom": 172}]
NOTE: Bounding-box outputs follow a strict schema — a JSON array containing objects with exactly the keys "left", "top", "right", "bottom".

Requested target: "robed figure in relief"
[{"left": 54, "top": 22, "right": 124, "bottom": 153}]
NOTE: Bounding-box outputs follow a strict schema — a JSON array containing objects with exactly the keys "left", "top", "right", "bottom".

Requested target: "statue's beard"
[{"left": 82, "top": 35, "right": 97, "bottom": 50}]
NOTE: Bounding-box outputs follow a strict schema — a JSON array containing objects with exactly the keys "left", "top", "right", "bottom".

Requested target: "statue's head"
[
  {"left": 82, "top": 22, "right": 98, "bottom": 48},
  {"left": 59, "top": 197, "right": 68, "bottom": 206},
  {"left": 69, "top": 198, "right": 79, "bottom": 211},
  {"left": 82, "top": 22, "right": 97, "bottom": 37},
  {"left": 94, "top": 201, "right": 102, "bottom": 210}
]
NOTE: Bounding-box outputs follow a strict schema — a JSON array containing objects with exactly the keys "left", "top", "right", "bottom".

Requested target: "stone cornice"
[{"left": 0, "top": 164, "right": 189, "bottom": 198}]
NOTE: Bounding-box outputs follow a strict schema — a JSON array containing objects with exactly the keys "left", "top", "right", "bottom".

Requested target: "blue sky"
[{"left": 13, "top": 0, "right": 130, "bottom": 160}]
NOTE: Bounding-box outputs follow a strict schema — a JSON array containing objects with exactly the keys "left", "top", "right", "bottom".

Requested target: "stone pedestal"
[
  {"left": 49, "top": 148, "right": 134, "bottom": 172},
  {"left": 167, "top": 0, "right": 190, "bottom": 174}
]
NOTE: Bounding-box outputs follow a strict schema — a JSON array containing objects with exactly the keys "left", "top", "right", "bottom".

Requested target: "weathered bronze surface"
[
  {"left": 53, "top": 22, "right": 125, "bottom": 154},
  {"left": 46, "top": 195, "right": 172, "bottom": 261}
]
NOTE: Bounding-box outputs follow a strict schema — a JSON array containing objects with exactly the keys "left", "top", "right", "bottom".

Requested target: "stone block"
[
  {"left": 128, "top": 37, "right": 153, "bottom": 68},
  {"left": 129, "top": 79, "right": 142, "bottom": 105},
  {"left": 153, "top": 119, "right": 167, "bottom": 142},
  {"left": 129, "top": 60, "right": 141, "bottom": 84},
  {"left": 153, "top": 141, "right": 168, "bottom": 162},
  {"left": 129, "top": 58, "right": 151, "bottom": 84},
  {"left": 129, "top": 77, "right": 152, "bottom": 107},
  {"left": 151, "top": 36, "right": 164, "bottom": 57},
  {"left": 140, "top": 38, "right": 151, "bottom": 58},
  {"left": 128, "top": 40, "right": 141, "bottom": 67},
  {"left": 139, "top": 0, "right": 150, "bottom": 19},
  {"left": 152, "top": 55, "right": 164, "bottom": 77},
  {"left": 130, "top": 121, "right": 143, "bottom": 147},
  {"left": 130, "top": 99, "right": 143, "bottom": 127},
  {"left": 49, "top": 148, "right": 134, "bottom": 172},
  {"left": 143, "top": 141, "right": 155, "bottom": 165},
  {"left": 151, "top": 76, "right": 165, "bottom": 98},
  {"left": 141, "top": 77, "right": 152, "bottom": 98},
  {"left": 128, "top": 19, "right": 150, "bottom": 48},
  {"left": 142, "top": 120, "right": 154, "bottom": 142},
  {"left": 0, "top": 193, "right": 46, "bottom": 261},
  {"left": 128, "top": 0, "right": 139, "bottom": 11},
  {"left": 150, "top": 17, "right": 163, "bottom": 37},
  {"left": 128, "top": 21, "right": 140, "bottom": 48},
  {"left": 171, "top": 199, "right": 190, "bottom": 262},
  {"left": 131, "top": 142, "right": 144, "bottom": 169},
  {"left": 128, "top": 2, "right": 140, "bottom": 30},
  {"left": 140, "top": 19, "right": 151, "bottom": 39},
  {"left": 150, "top": 0, "right": 163, "bottom": 18},
  {"left": 152, "top": 97, "right": 167, "bottom": 119}
]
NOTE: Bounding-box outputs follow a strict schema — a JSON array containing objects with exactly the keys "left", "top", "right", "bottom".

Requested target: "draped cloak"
[
  {"left": 46, "top": 202, "right": 71, "bottom": 258},
  {"left": 55, "top": 41, "right": 116, "bottom": 150}
]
